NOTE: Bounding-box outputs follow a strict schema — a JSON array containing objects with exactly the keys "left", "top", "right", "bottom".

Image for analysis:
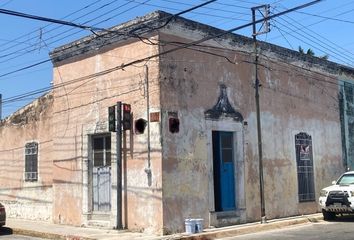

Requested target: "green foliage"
[
  {"left": 320, "top": 54, "right": 329, "bottom": 60},
  {"left": 298, "top": 46, "right": 328, "bottom": 60},
  {"left": 306, "top": 48, "right": 315, "bottom": 56},
  {"left": 298, "top": 46, "right": 304, "bottom": 54}
]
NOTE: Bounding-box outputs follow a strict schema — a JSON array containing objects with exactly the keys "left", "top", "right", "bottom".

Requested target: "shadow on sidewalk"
[{"left": 0, "top": 227, "right": 13, "bottom": 236}]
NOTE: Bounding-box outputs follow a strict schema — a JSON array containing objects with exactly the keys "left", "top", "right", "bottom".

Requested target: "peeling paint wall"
[
  {"left": 338, "top": 74, "right": 354, "bottom": 171},
  {"left": 159, "top": 23, "right": 344, "bottom": 232},
  {"left": 0, "top": 94, "right": 53, "bottom": 221},
  {"left": 0, "top": 12, "right": 348, "bottom": 234},
  {"left": 51, "top": 38, "right": 163, "bottom": 233},
  {"left": 0, "top": 11, "right": 350, "bottom": 235}
]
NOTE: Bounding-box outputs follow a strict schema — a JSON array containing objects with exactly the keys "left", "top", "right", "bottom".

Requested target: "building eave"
[
  {"left": 0, "top": 91, "right": 53, "bottom": 127},
  {"left": 49, "top": 10, "right": 354, "bottom": 76}
]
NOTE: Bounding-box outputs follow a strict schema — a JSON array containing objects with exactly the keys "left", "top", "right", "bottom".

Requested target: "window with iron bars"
[
  {"left": 25, "top": 142, "right": 38, "bottom": 182},
  {"left": 295, "top": 132, "right": 315, "bottom": 202}
]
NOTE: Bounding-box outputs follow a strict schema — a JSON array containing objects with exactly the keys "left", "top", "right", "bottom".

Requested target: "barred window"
[
  {"left": 25, "top": 142, "right": 38, "bottom": 182},
  {"left": 295, "top": 132, "right": 315, "bottom": 202}
]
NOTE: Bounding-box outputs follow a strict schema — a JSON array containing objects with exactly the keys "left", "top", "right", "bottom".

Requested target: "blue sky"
[{"left": 0, "top": 0, "right": 353, "bottom": 118}]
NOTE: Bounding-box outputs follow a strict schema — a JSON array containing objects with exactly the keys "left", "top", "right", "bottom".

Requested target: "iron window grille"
[
  {"left": 295, "top": 132, "right": 315, "bottom": 202},
  {"left": 25, "top": 142, "right": 38, "bottom": 182}
]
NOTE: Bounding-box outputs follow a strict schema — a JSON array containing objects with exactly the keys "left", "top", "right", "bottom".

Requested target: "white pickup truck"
[{"left": 319, "top": 171, "right": 354, "bottom": 220}]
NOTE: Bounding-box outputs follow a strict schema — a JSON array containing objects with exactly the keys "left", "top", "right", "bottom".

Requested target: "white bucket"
[
  {"left": 185, "top": 219, "right": 196, "bottom": 234},
  {"left": 194, "top": 218, "right": 204, "bottom": 233}
]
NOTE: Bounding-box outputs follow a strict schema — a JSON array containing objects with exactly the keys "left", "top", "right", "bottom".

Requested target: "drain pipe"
[{"left": 144, "top": 65, "right": 152, "bottom": 183}]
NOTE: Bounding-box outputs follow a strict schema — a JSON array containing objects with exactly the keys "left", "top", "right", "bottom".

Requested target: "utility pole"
[
  {"left": 0, "top": 94, "right": 2, "bottom": 120},
  {"left": 116, "top": 101, "right": 123, "bottom": 229},
  {"left": 251, "top": 4, "right": 270, "bottom": 224}
]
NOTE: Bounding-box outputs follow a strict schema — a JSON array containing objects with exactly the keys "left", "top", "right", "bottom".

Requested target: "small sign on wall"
[{"left": 150, "top": 112, "right": 160, "bottom": 122}]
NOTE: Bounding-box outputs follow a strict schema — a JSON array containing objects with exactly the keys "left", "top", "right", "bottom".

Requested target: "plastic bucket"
[
  {"left": 185, "top": 219, "right": 196, "bottom": 234},
  {"left": 195, "top": 218, "right": 204, "bottom": 233}
]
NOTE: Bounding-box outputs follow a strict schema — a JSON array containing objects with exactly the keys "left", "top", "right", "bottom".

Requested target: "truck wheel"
[{"left": 322, "top": 210, "right": 336, "bottom": 220}]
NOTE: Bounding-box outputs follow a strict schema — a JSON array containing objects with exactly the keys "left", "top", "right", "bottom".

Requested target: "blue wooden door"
[{"left": 213, "top": 131, "right": 236, "bottom": 211}]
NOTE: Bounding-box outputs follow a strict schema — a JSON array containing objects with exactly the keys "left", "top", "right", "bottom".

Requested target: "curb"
[
  {"left": 169, "top": 214, "right": 323, "bottom": 240},
  {"left": 8, "top": 214, "right": 323, "bottom": 240}
]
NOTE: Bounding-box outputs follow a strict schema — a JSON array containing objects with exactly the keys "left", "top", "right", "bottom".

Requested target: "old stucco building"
[{"left": 0, "top": 11, "right": 354, "bottom": 234}]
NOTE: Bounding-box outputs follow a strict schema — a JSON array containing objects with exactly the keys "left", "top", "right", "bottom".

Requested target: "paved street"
[
  {"left": 0, "top": 227, "right": 44, "bottom": 240},
  {"left": 218, "top": 216, "right": 354, "bottom": 240}
]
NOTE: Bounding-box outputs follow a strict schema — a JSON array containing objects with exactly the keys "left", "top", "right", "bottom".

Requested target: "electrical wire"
[
  {"left": 296, "top": 10, "right": 354, "bottom": 24},
  {"left": 2, "top": 1, "right": 325, "bottom": 107},
  {"left": 0, "top": 0, "right": 143, "bottom": 69},
  {"left": 272, "top": 23, "right": 294, "bottom": 50},
  {"left": 0, "top": 1, "right": 218, "bottom": 79},
  {"left": 271, "top": 4, "right": 354, "bottom": 63},
  {"left": 0, "top": 0, "right": 107, "bottom": 50},
  {"left": 268, "top": 1, "right": 354, "bottom": 44},
  {"left": 0, "top": 0, "right": 245, "bottom": 60},
  {"left": 273, "top": 18, "right": 354, "bottom": 66}
]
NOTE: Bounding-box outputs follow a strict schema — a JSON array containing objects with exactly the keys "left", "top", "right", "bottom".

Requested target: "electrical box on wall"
[
  {"left": 135, "top": 118, "right": 147, "bottom": 134},
  {"left": 169, "top": 117, "right": 180, "bottom": 133}
]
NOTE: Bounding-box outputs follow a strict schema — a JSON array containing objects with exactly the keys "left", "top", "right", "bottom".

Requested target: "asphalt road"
[
  {"left": 0, "top": 227, "right": 44, "bottom": 240},
  {"left": 219, "top": 216, "right": 354, "bottom": 240}
]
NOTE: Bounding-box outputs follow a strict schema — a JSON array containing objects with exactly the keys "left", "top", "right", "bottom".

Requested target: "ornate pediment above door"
[{"left": 204, "top": 84, "right": 243, "bottom": 122}]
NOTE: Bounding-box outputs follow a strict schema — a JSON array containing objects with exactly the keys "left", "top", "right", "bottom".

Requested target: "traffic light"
[
  {"left": 122, "top": 103, "right": 132, "bottom": 130},
  {"left": 108, "top": 106, "right": 116, "bottom": 132}
]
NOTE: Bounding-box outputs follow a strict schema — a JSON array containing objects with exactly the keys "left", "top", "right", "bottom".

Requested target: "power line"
[
  {"left": 272, "top": 24, "right": 294, "bottom": 50},
  {"left": 273, "top": 15, "right": 354, "bottom": 64},
  {"left": 0, "top": 1, "right": 217, "bottom": 79},
  {"left": 0, "top": 0, "right": 113, "bottom": 53},
  {"left": 0, "top": 8, "right": 100, "bottom": 31},
  {"left": 0, "top": 0, "right": 13, "bottom": 8},
  {"left": 136, "top": 0, "right": 250, "bottom": 16},
  {"left": 0, "top": 59, "right": 51, "bottom": 78},
  {"left": 270, "top": 2, "right": 354, "bottom": 64},
  {"left": 276, "top": 10, "right": 354, "bottom": 58},
  {"left": 0, "top": 0, "right": 120, "bottom": 67},
  {"left": 268, "top": 1, "right": 354, "bottom": 45},
  {"left": 296, "top": 10, "right": 354, "bottom": 24},
  {"left": 273, "top": 18, "right": 354, "bottom": 66},
  {"left": 122, "top": 0, "right": 250, "bottom": 21},
  {"left": 0, "top": 0, "right": 212, "bottom": 64},
  {"left": 2, "top": 1, "right": 324, "bottom": 106}
]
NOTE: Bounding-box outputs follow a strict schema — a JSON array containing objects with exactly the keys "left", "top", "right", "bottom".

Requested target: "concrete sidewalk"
[
  {"left": 6, "top": 218, "right": 161, "bottom": 240},
  {"left": 4, "top": 213, "right": 323, "bottom": 240}
]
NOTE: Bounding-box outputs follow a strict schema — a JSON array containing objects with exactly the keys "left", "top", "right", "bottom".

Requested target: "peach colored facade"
[
  {"left": 51, "top": 35, "right": 162, "bottom": 232},
  {"left": 0, "top": 11, "right": 353, "bottom": 235},
  {"left": 0, "top": 94, "right": 53, "bottom": 221}
]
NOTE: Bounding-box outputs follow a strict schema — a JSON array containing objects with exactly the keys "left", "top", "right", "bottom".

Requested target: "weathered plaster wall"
[
  {"left": 0, "top": 94, "right": 53, "bottom": 221},
  {"left": 257, "top": 60, "right": 343, "bottom": 218},
  {"left": 51, "top": 38, "right": 163, "bottom": 233},
  {"left": 159, "top": 32, "right": 252, "bottom": 233},
  {"left": 338, "top": 73, "right": 354, "bottom": 171},
  {"left": 159, "top": 23, "right": 343, "bottom": 232}
]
